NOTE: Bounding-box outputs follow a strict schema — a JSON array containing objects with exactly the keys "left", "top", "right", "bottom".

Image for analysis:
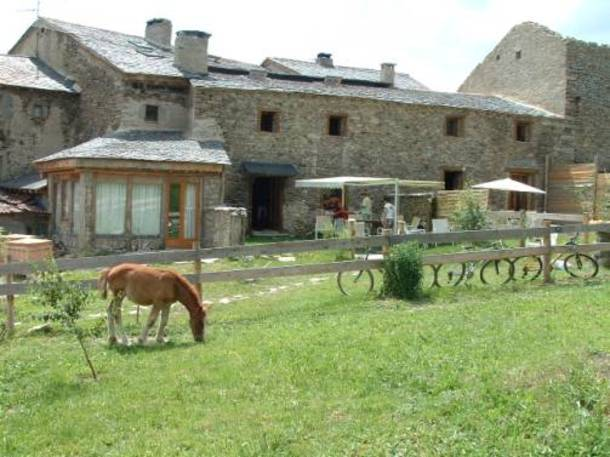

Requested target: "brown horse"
[{"left": 99, "top": 263, "right": 207, "bottom": 345}]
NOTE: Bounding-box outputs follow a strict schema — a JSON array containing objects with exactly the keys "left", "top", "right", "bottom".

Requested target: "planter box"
[{"left": 6, "top": 237, "right": 53, "bottom": 263}]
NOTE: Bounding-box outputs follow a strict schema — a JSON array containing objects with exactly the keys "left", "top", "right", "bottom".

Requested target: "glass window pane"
[
  {"left": 168, "top": 183, "right": 181, "bottom": 239},
  {"left": 185, "top": 183, "right": 197, "bottom": 239},
  {"left": 72, "top": 181, "right": 81, "bottom": 234},
  {"left": 132, "top": 183, "right": 162, "bottom": 236},
  {"left": 95, "top": 181, "right": 126, "bottom": 235}
]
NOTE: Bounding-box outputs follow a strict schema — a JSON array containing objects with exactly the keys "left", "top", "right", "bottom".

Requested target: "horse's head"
[{"left": 189, "top": 303, "right": 208, "bottom": 343}]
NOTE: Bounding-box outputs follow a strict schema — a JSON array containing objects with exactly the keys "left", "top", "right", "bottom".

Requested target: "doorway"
[
  {"left": 165, "top": 180, "right": 199, "bottom": 248},
  {"left": 508, "top": 172, "right": 534, "bottom": 210},
  {"left": 251, "top": 177, "right": 283, "bottom": 230}
]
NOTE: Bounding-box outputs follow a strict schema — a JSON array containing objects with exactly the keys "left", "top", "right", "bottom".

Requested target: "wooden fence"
[{"left": 2, "top": 222, "right": 610, "bottom": 335}]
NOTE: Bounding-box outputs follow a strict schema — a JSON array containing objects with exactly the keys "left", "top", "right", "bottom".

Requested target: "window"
[
  {"left": 32, "top": 103, "right": 49, "bottom": 120},
  {"left": 95, "top": 181, "right": 127, "bottom": 235},
  {"left": 328, "top": 115, "right": 347, "bottom": 136},
  {"left": 515, "top": 121, "right": 531, "bottom": 142},
  {"left": 145, "top": 104, "right": 159, "bottom": 122},
  {"left": 132, "top": 183, "right": 162, "bottom": 235},
  {"left": 515, "top": 50, "right": 522, "bottom": 60},
  {"left": 72, "top": 181, "right": 81, "bottom": 234},
  {"left": 445, "top": 116, "right": 464, "bottom": 137},
  {"left": 444, "top": 170, "right": 464, "bottom": 190},
  {"left": 259, "top": 111, "right": 278, "bottom": 133}
]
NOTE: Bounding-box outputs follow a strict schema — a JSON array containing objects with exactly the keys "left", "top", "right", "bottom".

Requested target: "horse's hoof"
[{"left": 108, "top": 336, "right": 118, "bottom": 345}]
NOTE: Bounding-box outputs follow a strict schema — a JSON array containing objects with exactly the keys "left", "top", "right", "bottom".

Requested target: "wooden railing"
[{"left": 2, "top": 222, "right": 610, "bottom": 335}]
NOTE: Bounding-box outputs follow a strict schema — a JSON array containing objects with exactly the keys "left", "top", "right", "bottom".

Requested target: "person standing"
[
  {"left": 360, "top": 190, "right": 373, "bottom": 220},
  {"left": 382, "top": 197, "right": 395, "bottom": 229}
]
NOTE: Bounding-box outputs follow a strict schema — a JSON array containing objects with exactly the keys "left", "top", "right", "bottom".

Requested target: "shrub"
[
  {"left": 451, "top": 188, "right": 489, "bottom": 231},
  {"left": 30, "top": 261, "right": 98, "bottom": 380},
  {"left": 382, "top": 242, "right": 423, "bottom": 300}
]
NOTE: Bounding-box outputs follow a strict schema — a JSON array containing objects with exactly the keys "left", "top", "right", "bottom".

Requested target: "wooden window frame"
[
  {"left": 445, "top": 116, "right": 464, "bottom": 138},
  {"left": 514, "top": 120, "right": 532, "bottom": 142},
  {"left": 327, "top": 114, "right": 348, "bottom": 137},
  {"left": 258, "top": 110, "right": 280, "bottom": 133}
]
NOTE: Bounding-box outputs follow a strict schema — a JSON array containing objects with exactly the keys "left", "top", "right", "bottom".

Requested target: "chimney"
[
  {"left": 145, "top": 18, "right": 172, "bottom": 49},
  {"left": 316, "top": 52, "right": 334, "bottom": 68},
  {"left": 380, "top": 63, "right": 396, "bottom": 86},
  {"left": 174, "top": 30, "right": 211, "bottom": 75}
]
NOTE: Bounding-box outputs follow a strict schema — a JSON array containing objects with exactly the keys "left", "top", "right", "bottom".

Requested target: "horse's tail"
[{"left": 99, "top": 268, "right": 110, "bottom": 299}]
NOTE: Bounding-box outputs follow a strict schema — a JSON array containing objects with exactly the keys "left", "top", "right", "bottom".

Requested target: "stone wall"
[
  {"left": 12, "top": 26, "right": 124, "bottom": 142},
  {"left": 120, "top": 78, "right": 190, "bottom": 131},
  {"left": 459, "top": 22, "right": 568, "bottom": 116},
  {"left": 193, "top": 87, "right": 565, "bottom": 234},
  {"left": 565, "top": 40, "right": 610, "bottom": 168},
  {"left": 0, "top": 86, "right": 79, "bottom": 179}
]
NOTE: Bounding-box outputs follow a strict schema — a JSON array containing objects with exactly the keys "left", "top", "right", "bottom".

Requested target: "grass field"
[{"left": 1, "top": 248, "right": 610, "bottom": 456}]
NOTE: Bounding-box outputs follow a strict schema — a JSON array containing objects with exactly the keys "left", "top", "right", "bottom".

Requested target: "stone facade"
[
  {"left": 192, "top": 87, "right": 564, "bottom": 233},
  {"left": 1, "top": 17, "right": 610, "bottom": 248},
  {"left": 0, "top": 85, "right": 79, "bottom": 179},
  {"left": 565, "top": 40, "right": 610, "bottom": 167},
  {"left": 460, "top": 22, "right": 610, "bottom": 168}
]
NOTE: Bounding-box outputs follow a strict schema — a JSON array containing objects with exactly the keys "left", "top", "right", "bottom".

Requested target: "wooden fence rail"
[{"left": 2, "top": 222, "right": 610, "bottom": 335}]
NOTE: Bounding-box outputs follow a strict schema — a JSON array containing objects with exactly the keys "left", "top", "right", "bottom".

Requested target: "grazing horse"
[{"left": 99, "top": 263, "right": 206, "bottom": 345}]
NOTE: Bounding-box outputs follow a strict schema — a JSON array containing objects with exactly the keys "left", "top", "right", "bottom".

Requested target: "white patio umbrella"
[{"left": 472, "top": 177, "right": 545, "bottom": 194}]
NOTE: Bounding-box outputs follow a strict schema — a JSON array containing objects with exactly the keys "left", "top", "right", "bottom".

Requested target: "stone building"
[
  {"left": 0, "top": 17, "right": 608, "bottom": 251},
  {"left": 460, "top": 21, "right": 610, "bottom": 168}
]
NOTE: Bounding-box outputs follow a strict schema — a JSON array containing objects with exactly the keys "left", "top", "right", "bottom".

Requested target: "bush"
[
  {"left": 451, "top": 188, "right": 489, "bottom": 231},
  {"left": 381, "top": 242, "right": 423, "bottom": 300}
]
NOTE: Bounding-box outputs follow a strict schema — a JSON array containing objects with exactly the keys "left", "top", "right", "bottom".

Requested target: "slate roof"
[
  {"left": 0, "top": 190, "right": 47, "bottom": 215},
  {"left": 35, "top": 130, "right": 231, "bottom": 165},
  {"left": 190, "top": 73, "right": 558, "bottom": 118},
  {"left": 264, "top": 57, "right": 429, "bottom": 91},
  {"left": 0, "top": 55, "right": 78, "bottom": 93},
  {"left": 36, "top": 17, "right": 263, "bottom": 77},
  {"left": 0, "top": 173, "right": 47, "bottom": 192}
]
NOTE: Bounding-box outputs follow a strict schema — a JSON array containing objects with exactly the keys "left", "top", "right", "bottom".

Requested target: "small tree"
[
  {"left": 451, "top": 188, "right": 489, "bottom": 231},
  {"left": 382, "top": 242, "right": 424, "bottom": 300},
  {"left": 30, "top": 262, "right": 98, "bottom": 380}
]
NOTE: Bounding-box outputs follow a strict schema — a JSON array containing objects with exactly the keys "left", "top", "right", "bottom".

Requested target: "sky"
[{"left": 0, "top": 0, "right": 609, "bottom": 91}]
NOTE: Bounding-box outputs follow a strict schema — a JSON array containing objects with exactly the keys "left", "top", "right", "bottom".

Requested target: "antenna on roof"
[{"left": 16, "top": 0, "right": 41, "bottom": 18}]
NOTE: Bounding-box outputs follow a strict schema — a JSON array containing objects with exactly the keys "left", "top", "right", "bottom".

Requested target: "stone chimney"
[
  {"left": 316, "top": 52, "right": 334, "bottom": 68},
  {"left": 145, "top": 18, "right": 172, "bottom": 49},
  {"left": 174, "top": 30, "right": 211, "bottom": 75},
  {"left": 380, "top": 63, "right": 396, "bottom": 86}
]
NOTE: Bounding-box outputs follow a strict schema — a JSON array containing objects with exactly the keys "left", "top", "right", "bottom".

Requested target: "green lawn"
[{"left": 1, "top": 251, "right": 610, "bottom": 456}]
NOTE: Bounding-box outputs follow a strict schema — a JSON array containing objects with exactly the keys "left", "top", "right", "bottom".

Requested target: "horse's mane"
[{"left": 173, "top": 272, "right": 202, "bottom": 309}]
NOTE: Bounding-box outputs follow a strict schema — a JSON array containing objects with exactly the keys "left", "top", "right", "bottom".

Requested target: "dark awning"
[{"left": 240, "top": 161, "right": 299, "bottom": 177}]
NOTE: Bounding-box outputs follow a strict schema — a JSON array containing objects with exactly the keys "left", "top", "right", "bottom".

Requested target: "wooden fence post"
[
  {"left": 193, "top": 241, "right": 202, "bottom": 298},
  {"left": 381, "top": 228, "right": 392, "bottom": 256},
  {"left": 543, "top": 220, "right": 553, "bottom": 284},
  {"left": 5, "top": 253, "right": 15, "bottom": 336}
]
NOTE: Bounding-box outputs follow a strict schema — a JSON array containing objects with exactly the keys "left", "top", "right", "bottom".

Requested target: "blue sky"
[{"left": 1, "top": 0, "right": 608, "bottom": 91}]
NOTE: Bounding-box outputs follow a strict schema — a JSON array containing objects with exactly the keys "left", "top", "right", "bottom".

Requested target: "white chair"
[
  {"left": 432, "top": 218, "right": 450, "bottom": 234},
  {"left": 432, "top": 218, "right": 451, "bottom": 246}
]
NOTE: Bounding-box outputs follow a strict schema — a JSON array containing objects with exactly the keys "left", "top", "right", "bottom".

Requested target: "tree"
[{"left": 30, "top": 262, "right": 98, "bottom": 380}]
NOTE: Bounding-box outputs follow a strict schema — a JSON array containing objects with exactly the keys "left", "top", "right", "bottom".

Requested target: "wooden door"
[
  {"left": 508, "top": 172, "right": 533, "bottom": 211},
  {"left": 165, "top": 180, "right": 199, "bottom": 248}
]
